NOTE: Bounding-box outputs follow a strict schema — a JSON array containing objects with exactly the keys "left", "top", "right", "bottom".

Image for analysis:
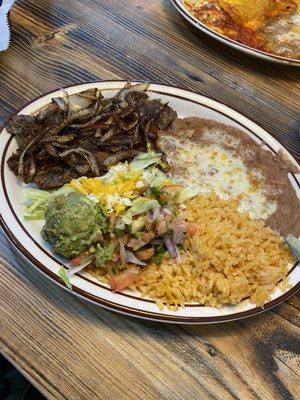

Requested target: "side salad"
[{"left": 25, "top": 152, "right": 199, "bottom": 291}]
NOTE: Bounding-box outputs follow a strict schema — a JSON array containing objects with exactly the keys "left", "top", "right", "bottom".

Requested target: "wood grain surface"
[{"left": 0, "top": 0, "right": 299, "bottom": 399}]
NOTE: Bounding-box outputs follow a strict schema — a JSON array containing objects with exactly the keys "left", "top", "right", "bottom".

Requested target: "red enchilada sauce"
[{"left": 189, "top": 0, "right": 297, "bottom": 55}]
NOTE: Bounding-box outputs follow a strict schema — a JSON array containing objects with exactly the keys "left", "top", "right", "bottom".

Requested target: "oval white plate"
[
  {"left": 171, "top": 0, "right": 300, "bottom": 67},
  {"left": 0, "top": 81, "right": 299, "bottom": 324}
]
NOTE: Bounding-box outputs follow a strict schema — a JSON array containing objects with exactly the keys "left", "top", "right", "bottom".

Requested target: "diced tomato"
[
  {"left": 145, "top": 217, "right": 154, "bottom": 230},
  {"left": 159, "top": 193, "right": 170, "bottom": 203},
  {"left": 142, "top": 231, "right": 155, "bottom": 243},
  {"left": 123, "top": 233, "right": 130, "bottom": 246},
  {"left": 110, "top": 237, "right": 119, "bottom": 247},
  {"left": 187, "top": 224, "right": 197, "bottom": 237},
  {"left": 110, "top": 267, "right": 140, "bottom": 292},
  {"left": 127, "top": 237, "right": 145, "bottom": 251},
  {"left": 70, "top": 255, "right": 85, "bottom": 266},
  {"left": 136, "top": 247, "right": 155, "bottom": 260}
]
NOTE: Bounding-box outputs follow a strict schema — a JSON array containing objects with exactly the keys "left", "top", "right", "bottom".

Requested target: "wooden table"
[{"left": 1, "top": 1, "right": 300, "bottom": 399}]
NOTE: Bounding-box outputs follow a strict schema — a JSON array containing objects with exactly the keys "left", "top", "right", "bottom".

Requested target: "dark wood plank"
[{"left": 1, "top": 243, "right": 299, "bottom": 400}]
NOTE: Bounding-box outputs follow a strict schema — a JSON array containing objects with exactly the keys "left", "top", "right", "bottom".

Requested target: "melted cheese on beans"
[{"left": 159, "top": 135, "right": 277, "bottom": 220}]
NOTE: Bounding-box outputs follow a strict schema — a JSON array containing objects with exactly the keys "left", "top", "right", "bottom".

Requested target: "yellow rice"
[{"left": 136, "top": 193, "right": 294, "bottom": 308}]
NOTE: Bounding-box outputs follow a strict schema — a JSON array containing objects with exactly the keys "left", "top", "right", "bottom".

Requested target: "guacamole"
[{"left": 42, "top": 190, "right": 107, "bottom": 258}]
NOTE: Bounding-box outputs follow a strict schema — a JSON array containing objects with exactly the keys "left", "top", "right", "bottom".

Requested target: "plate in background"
[{"left": 171, "top": 0, "right": 300, "bottom": 67}]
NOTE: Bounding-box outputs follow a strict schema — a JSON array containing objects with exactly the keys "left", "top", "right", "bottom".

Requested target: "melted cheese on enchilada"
[{"left": 184, "top": 0, "right": 300, "bottom": 59}]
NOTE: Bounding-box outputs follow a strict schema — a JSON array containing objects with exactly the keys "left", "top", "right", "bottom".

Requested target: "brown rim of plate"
[
  {"left": 0, "top": 80, "right": 299, "bottom": 324},
  {"left": 171, "top": 0, "right": 300, "bottom": 65}
]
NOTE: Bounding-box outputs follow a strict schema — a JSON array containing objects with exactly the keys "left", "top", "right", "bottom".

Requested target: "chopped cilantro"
[
  {"left": 114, "top": 228, "right": 124, "bottom": 238},
  {"left": 111, "top": 266, "right": 118, "bottom": 275},
  {"left": 151, "top": 244, "right": 166, "bottom": 265},
  {"left": 126, "top": 224, "right": 132, "bottom": 233},
  {"left": 149, "top": 186, "right": 165, "bottom": 199},
  {"left": 151, "top": 252, "right": 164, "bottom": 265},
  {"left": 149, "top": 186, "right": 168, "bottom": 205}
]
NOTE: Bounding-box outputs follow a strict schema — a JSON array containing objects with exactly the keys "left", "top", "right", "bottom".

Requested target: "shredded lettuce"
[
  {"left": 131, "top": 151, "right": 162, "bottom": 170},
  {"left": 24, "top": 187, "right": 73, "bottom": 221},
  {"left": 176, "top": 187, "right": 200, "bottom": 203},
  {"left": 24, "top": 189, "right": 52, "bottom": 220},
  {"left": 131, "top": 216, "right": 145, "bottom": 234},
  {"left": 58, "top": 266, "right": 72, "bottom": 290},
  {"left": 143, "top": 168, "right": 169, "bottom": 189},
  {"left": 95, "top": 243, "right": 114, "bottom": 267},
  {"left": 122, "top": 198, "right": 160, "bottom": 224}
]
